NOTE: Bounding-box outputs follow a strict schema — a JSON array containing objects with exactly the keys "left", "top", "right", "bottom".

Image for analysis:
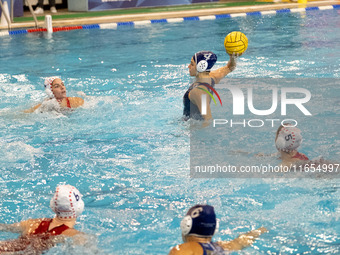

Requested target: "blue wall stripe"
[
  {"left": 246, "top": 11, "right": 261, "bottom": 16},
  {"left": 9, "top": 30, "right": 27, "bottom": 35},
  {"left": 117, "top": 22, "right": 134, "bottom": 26},
  {"left": 305, "top": 6, "right": 319, "bottom": 11},
  {"left": 276, "top": 9, "right": 291, "bottom": 13},
  {"left": 183, "top": 16, "right": 199, "bottom": 21},
  {"left": 215, "top": 14, "right": 231, "bottom": 19},
  {"left": 82, "top": 24, "right": 100, "bottom": 29},
  {"left": 151, "top": 19, "right": 168, "bottom": 23},
  {"left": 332, "top": 4, "right": 340, "bottom": 9}
]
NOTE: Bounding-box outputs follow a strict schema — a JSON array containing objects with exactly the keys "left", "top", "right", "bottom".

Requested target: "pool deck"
[{"left": 0, "top": 0, "right": 339, "bottom": 31}]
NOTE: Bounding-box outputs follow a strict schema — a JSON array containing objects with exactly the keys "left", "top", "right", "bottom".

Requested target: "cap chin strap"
[{"left": 215, "top": 219, "right": 219, "bottom": 235}]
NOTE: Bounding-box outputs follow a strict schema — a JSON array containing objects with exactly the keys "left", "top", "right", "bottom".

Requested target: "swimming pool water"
[{"left": 0, "top": 8, "right": 339, "bottom": 254}]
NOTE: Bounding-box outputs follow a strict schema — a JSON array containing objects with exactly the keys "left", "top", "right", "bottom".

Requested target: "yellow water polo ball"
[{"left": 224, "top": 31, "right": 248, "bottom": 56}]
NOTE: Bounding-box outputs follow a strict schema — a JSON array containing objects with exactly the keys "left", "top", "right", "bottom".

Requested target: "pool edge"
[{"left": 0, "top": 0, "right": 339, "bottom": 36}]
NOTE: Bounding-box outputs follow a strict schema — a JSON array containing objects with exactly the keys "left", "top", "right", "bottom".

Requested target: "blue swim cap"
[
  {"left": 193, "top": 51, "right": 217, "bottom": 72},
  {"left": 180, "top": 204, "right": 217, "bottom": 237}
]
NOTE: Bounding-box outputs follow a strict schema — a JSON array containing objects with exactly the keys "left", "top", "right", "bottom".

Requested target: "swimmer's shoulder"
[
  {"left": 298, "top": 152, "right": 308, "bottom": 160},
  {"left": 61, "top": 228, "right": 83, "bottom": 237},
  {"left": 169, "top": 242, "right": 203, "bottom": 255},
  {"left": 20, "top": 218, "right": 50, "bottom": 235},
  {"left": 188, "top": 80, "right": 214, "bottom": 102},
  {"left": 68, "top": 97, "right": 84, "bottom": 108},
  {"left": 281, "top": 154, "right": 309, "bottom": 167}
]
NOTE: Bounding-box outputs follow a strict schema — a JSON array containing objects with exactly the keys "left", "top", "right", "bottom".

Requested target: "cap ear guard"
[
  {"left": 44, "top": 76, "right": 59, "bottom": 98},
  {"left": 180, "top": 215, "right": 193, "bottom": 236},
  {"left": 196, "top": 60, "right": 208, "bottom": 73},
  {"left": 275, "top": 136, "right": 286, "bottom": 151}
]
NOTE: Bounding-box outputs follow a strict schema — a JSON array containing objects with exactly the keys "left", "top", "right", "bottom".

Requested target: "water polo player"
[
  {"left": 275, "top": 124, "right": 309, "bottom": 167},
  {"left": 25, "top": 77, "right": 84, "bottom": 113},
  {"left": 0, "top": 185, "right": 87, "bottom": 253},
  {"left": 169, "top": 204, "right": 267, "bottom": 254},
  {"left": 183, "top": 51, "right": 237, "bottom": 122}
]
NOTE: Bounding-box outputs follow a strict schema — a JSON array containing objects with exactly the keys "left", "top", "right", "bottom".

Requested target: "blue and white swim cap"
[
  {"left": 181, "top": 204, "right": 217, "bottom": 237},
  {"left": 50, "top": 185, "right": 84, "bottom": 219},
  {"left": 193, "top": 51, "right": 217, "bottom": 73}
]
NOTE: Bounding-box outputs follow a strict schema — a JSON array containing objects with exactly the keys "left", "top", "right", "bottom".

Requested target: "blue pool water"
[{"left": 0, "top": 8, "right": 339, "bottom": 254}]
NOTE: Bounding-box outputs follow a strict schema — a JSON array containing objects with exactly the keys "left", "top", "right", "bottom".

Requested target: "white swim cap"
[
  {"left": 44, "top": 77, "right": 59, "bottom": 98},
  {"left": 275, "top": 125, "right": 302, "bottom": 152},
  {"left": 50, "top": 185, "right": 84, "bottom": 219}
]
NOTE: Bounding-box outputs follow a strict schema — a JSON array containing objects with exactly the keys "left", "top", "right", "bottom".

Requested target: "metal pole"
[
  {"left": 25, "top": 0, "right": 38, "bottom": 28},
  {"left": 0, "top": 0, "right": 12, "bottom": 30},
  {"left": 10, "top": 0, "right": 13, "bottom": 22}
]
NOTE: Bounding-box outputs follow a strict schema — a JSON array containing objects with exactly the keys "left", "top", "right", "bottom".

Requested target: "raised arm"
[
  {"left": 210, "top": 54, "right": 237, "bottom": 84},
  {"left": 217, "top": 227, "right": 268, "bottom": 251}
]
